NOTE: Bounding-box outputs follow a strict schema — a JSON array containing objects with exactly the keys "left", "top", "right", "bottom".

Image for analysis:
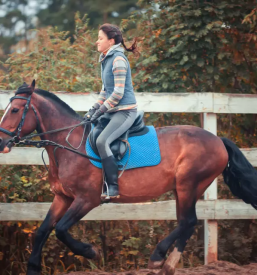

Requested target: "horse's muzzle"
[{"left": 0, "top": 137, "right": 11, "bottom": 153}]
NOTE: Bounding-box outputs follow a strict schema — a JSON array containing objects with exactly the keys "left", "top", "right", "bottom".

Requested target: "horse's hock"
[{"left": 61, "top": 261, "right": 257, "bottom": 275}]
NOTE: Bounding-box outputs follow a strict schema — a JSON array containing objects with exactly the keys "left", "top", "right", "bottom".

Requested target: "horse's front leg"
[
  {"left": 54, "top": 196, "right": 100, "bottom": 260},
  {"left": 27, "top": 195, "right": 72, "bottom": 275}
]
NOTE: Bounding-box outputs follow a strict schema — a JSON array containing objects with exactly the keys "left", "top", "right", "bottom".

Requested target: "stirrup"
[
  {"left": 101, "top": 180, "right": 110, "bottom": 199},
  {"left": 101, "top": 181, "right": 120, "bottom": 200},
  {"left": 101, "top": 193, "right": 120, "bottom": 199}
]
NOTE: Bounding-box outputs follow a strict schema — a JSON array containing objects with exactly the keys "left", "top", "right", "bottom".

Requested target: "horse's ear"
[{"left": 30, "top": 79, "right": 36, "bottom": 93}]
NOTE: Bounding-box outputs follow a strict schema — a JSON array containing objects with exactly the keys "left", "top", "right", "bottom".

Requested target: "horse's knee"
[
  {"left": 190, "top": 217, "right": 197, "bottom": 228},
  {"left": 55, "top": 224, "right": 66, "bottom": 241},
  {"left": 186, "top": 216, "right": 197, "bottom": 232},
  {"left": 180, "top": 212, "right": 197, "bottom": 230},
  {"left": 178, "top": 218, "right": 197, "bottom": 238},
  {"left": 33, "top": 227, "right": 50, "bottom": 244},
  {"left": 36, "top": 226, "right": 48, "bottom": 237}
]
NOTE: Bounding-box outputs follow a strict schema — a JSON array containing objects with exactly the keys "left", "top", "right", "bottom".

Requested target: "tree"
[
  {"left": 37, "top": 0, "right": 138, "bottom": 30},
  {"left": 0, "top": 13, "right": 101, "bottom": 92},
  {"left": 0, "top": 0, "right": 48, "bottom": 54},
  {"left": 0, "top": 0, "right": 139, "bottom": 55},
  {"left": 126, "top": 0, "right": 256, "bottom": 94}
]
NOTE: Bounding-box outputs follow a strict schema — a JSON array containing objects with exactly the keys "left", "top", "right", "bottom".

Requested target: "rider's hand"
[
  {"left": 84, "top": 107, "right": 97, "bottom": 120},
  {"left": 90, "top": 109, "right": 104, "bottom": 123}
]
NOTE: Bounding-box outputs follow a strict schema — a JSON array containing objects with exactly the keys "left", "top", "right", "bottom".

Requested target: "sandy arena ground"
[{"left": 61, "top": 261, "right": 257, "bottom": 275}]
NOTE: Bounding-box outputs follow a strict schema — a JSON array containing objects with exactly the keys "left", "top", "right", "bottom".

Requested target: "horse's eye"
[{"left": 11, "top": 108, "right": 19, "bottom": 113}]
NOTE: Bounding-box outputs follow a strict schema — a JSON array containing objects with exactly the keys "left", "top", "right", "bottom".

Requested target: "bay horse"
[{"left": 0, "top": 80, "right": 257, "bottom": 275}]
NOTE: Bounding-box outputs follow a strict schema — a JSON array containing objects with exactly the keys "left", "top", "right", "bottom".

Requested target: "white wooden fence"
[{"left": 0, "top": 90, "right": 257, "bottom": 265}]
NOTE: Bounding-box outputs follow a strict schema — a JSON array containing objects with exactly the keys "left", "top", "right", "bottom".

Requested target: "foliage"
[
  {"left": 125, "top": 0, "right": 257, "bottom": 94},
  {"left": 0, "top": 164, "right": 52, "bottom": 203},
  {"left": 1, "top": 217, "right": 257, "bottom": 273},
  {"left": 0, "top": 219, "right": 204, "bottom": 274},
  {"left": 243, "top": 7, "right": 257, "bottom": 32},
  {"left": 0, "top": 13, "right": 101, "bottom": 93}
]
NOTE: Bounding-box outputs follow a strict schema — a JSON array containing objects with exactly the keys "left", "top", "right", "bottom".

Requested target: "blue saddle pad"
[{"left": 85, "top": 125, "right": 161, "bottom": 170}]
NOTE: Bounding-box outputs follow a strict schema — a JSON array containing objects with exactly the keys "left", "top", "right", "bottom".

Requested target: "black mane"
[{"left": 35, "top": 89, "right": 83, "bottom": 121}]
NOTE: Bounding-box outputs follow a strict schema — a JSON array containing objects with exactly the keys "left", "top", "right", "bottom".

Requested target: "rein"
[{"left": 0, "top": 90, "right": 102, "bottom": 168}]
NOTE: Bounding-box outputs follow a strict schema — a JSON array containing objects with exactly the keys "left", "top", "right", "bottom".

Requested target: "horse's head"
[{"left": 0, "top": 80, "right": 38, "bottom": 153}]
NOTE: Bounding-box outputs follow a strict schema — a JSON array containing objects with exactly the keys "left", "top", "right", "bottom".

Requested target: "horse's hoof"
[
  {"left": 157, "top": 248, "right": 181, "bottom": 275},
  {"left": 92, "top": 245, "right": 101, "bottom": 261},
  {"left": 148, "top": 259, "right": 165, "bottom": 269}
]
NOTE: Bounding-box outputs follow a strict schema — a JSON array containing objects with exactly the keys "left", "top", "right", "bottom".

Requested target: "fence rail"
[
  {"left": 1, "top": 90, "right": 257, "bottom": 113},
  {"left": 0, "top": 91, "right": 257, "bottom": 265},
  {"left": 0, "top": 200, "right": 256, "bottom": 221}
]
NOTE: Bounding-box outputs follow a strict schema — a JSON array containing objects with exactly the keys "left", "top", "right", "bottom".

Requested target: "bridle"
[{"left": 0, "top": 89, "right": 39, "bottom": 143}]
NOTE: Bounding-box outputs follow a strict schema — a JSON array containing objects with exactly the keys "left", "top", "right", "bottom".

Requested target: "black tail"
[{"left": 221, "top": 137, "right": 257, "bottom": 210}]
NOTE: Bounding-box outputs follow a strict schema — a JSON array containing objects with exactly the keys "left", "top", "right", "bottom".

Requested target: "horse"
[{"left": 0, "top": 80, "right": 257, "bottom": 275}]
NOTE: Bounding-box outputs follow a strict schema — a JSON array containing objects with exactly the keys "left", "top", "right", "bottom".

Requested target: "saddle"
[{"left": 88, "top": 110, "right": 149, "bottom": 160}]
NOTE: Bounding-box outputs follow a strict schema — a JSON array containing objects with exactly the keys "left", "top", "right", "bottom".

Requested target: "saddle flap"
[{"left": 129, "top": 110, "right": 145, "bottom": 134}]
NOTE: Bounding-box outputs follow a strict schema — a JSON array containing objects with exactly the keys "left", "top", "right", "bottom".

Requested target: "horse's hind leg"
[
  {"left": 158, "top": 190, "right": 197, "bottom": 275},
  {"left": 27, "top": 195, "right": 72, "bottom": 275},
  {"left": 148, "top": 187, "right": 197, "bottom": 274},
  {"left": 54, "top": 197, "right": 100, "bottom": 260},
  {"left": 148, "top": 190, "right": 180, "bottom": 269}
]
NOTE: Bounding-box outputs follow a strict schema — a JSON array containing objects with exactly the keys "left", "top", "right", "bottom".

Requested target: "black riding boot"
[{"left": 101, "top": 155, "right": 120, "bottom": 199}]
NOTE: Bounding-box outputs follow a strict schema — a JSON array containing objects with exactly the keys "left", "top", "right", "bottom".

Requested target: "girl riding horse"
[{"left": 85, "top": 24, "right": 138, "bottom": 199}]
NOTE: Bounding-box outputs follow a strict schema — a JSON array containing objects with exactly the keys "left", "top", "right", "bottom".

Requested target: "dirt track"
[{"left": 61, "top": 261, "right": 257, "bottom": 275}]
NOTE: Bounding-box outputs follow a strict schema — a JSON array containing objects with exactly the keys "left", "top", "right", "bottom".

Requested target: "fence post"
[{"left": 203, "top": 113, "right": 218, "bottom": 264}]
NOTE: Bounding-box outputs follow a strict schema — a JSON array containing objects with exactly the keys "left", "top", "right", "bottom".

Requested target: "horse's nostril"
[{"left": 0, "top": 138, "right": 2, "bottom": 145}]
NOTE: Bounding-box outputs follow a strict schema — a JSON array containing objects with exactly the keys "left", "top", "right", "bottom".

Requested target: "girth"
[{"left": 88, "top": 110, "right": 149, "bottom": 160}]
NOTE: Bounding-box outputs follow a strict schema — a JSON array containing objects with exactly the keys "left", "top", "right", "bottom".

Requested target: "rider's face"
[{"left": 96, "top": 30, "right": 114, "bottom": 53}]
